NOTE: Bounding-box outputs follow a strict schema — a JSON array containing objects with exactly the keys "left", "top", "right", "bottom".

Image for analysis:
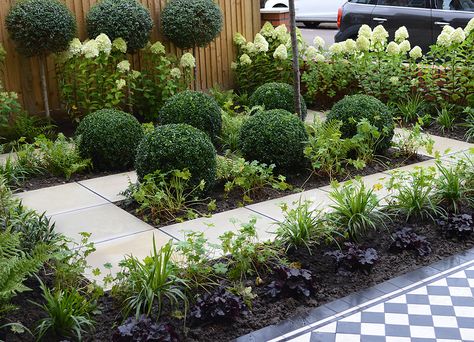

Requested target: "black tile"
[
  {"left": 410, "top": 339, "right": 436, "bottom": 342},
  {"left": 384, "top": 302, "right": 408, "bottom": 314},
  {"left": 451, "top": 295, "right": 474, "bottom": 307},
  {"left": 426, "top": 285, "right": 450, "bottom": 296},
  {"left": 465, "top": 269, "right": 474, "bottom": 279},
  {"left": 457, "top": 316, "right": 474, "bottom": 328},
  {"left": 408, "top": 314, "right": 434, "bottom": 326},
  {"left": 310, "top": 331, "right": 336, "bottom": 342},
  {"left": 430, "top": 304, "right": 455, "bottom": 316},
  {"left": 359, "top": 335, "right": 386, "bottom": 342},
  {"left": 406, "top": 294, "right": 430, "bottom": 305},
  {"left": 385, "top": 324, "right": 411, "bottom": 337},
  {"left": 446, "top": 277, "right": 470, "bottom": 287},
  {"left": 361, "top": 312, "right": 385, "bottom": 324},
  {"left": 336, "top": 321, "right": 361, "bottom": 334},
  {"left": 434, "top": 327, "right": 462, "bottom": 339}
]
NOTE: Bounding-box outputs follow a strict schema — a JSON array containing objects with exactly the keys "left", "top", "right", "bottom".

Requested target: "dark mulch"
[
  {"left": 3, "top": 210, "right": 473, "bottom": 342},
  {"left": 424, "top": 123, "right": 470, "bottom": 142}
]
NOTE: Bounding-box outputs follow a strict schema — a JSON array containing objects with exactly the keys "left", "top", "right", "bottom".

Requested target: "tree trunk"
[
  {"left": 193, "top": 46, "right": 199, "bottom": 91},
  {"left": 288, "top": 0, "right": 302, "bottom": 120},
  {"left": 39, "top": 54, "right": 51, "bottom": 119}
]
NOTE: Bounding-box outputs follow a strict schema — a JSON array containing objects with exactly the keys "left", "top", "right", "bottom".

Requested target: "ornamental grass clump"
[
  {"left": 86, "top": 0, "right": 153, "bottom": 53},
  {"left": 76, "top": 109, "right": 144, "bottom": 171},
  {"left": 249, "top": 82, "right": 307, "bottom": 120},
  {"left": 158, "top": 91, "right": 222, "bottom": 143},
  {"left": 135, "top": 124, "right": 217, "bottom": 192},
  {"left": 238, "top": 109, "right": 308, "bottom": 171}
]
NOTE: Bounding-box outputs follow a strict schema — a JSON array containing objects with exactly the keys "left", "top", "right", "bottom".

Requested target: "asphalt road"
[{"left": 298, "top": 23, "right": 338, "bottom": 47}]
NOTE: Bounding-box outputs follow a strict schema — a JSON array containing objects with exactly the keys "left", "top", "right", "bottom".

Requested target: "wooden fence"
[{"left": 0, "top": 0, "right": 261, "bottom": 115}]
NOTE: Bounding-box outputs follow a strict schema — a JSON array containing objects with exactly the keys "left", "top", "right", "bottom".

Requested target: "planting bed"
[{"left": 3, "top": 209, "right": 473, "bottom": 342}]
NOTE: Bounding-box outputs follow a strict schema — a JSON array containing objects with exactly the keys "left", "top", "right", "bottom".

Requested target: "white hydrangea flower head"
[
  {"left": 409, "top": 45, "right": 423, "bottom": 59},
  {"left": 372, "top": 25, "right": 389, "bottom": 46},
  {"left": 170, "top": 67, "right": 182, "bottom": 79},
  {"left": 150, "top": 41, "right": 165, "bottom": 55},
  {"left": 442, "top": 25, "right": 455, "bottom": 35},
  {"left": 82, "top": 39, "right": 100, "bottom": 59},
  {"left": 313, "top": 36, "right": 326, "bottom": 49},
  {"left": 233, "top": 33, "right": 247, "bottom": 46},
  {"left": 389, "top": 76, "right": 399, "bottom": 85},
  {"left": 240, "top": 53, "right": 252, "bottom": 65},
  {"left": 305, "top": 46, "right": 318, "bottom": 60},
  {"left": 273, "top": 44, "right": 288, "bottom": 60},
  {"left": 399, "top": 40, "right": 411, "bottom": 53},
  {"left": 244, "top": 42, "right": 257, "bottom": 54},
  {"left": 437, "top": 31, "right": 451, "bottom": 47},
  {"left": 275, "top": 24, "right": 289, "bottom": 42},
  {"left": 358, "top": 25, "right": 372, "bottom": 39},
  {"left": 231, "top": 62, "right": 238, "bottom": 70},
  {"left": 95, "top": 33, "right": 112, "bottom": 55},
  {"left": 395, "top": 26, "right": 409, "bottom": 43},
  {"left": 356, "top": 36, "right": 370, "bottom": 51},
  {"left": 451, "top": 27, "right": 466, "bottom": 44},
  {"left": 180, "top": 53, "right": 196, "bottom": 68},
  {"left": 116, "top": 79, "right": 126, "bottom": 90},
  {"left": 410, "top": 78, "right": 420, "bottom": 87},
  {"left": 254, "top": 33, "right": 269, "bottom": 53},
  {"left": 465, "top": 17, "right": 474, "bottom": 36},
  {"left": 117, "top": 60, "right": 131, "bottom": 73},
  {"left": 131, "top": 70, "right": 141, "bottom": 79},
  {"left": 69, "top": 38, "right": 82, "bottom": 56},
  {"left": 386, "top": 41, "right": 400, "bottom": 55},
  {"left": 260, "top": 22, "right": 276, "bottom": 38},
  {"left": 314, "top": 53, "right": 325, "bottom": 62},
  {"left": 344, "top": 39, "right": 357, "bottom": 53},
  {"left": 112, "top": 38, "right": 127, "bottom": 53},
  {"left": 329, "top": 42, "right": 346, "bottom": 55}
]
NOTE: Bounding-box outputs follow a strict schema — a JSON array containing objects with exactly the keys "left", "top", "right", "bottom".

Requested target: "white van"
[{"left": 263, "top": 0, "right": 346, "bottom": 28}]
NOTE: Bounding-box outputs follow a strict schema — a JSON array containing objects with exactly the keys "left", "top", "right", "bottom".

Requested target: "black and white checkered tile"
[{"left": 275, "top": 263, "right": 474, "bottom": 342}]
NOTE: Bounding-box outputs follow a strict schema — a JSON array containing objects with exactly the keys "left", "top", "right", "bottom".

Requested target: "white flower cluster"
[
  {"left": 329, "top": 42, "right": 346, "bottom": 55},
  {"left": 306, "top": 46, "right": 325, "bottom": 62},
  {"left": 150, "top": 41, "right": 165, "bottom": 55},
  {"left": 180, "top": 53, "right": 195, "bottom": 69},
  {"left": 117, "top": 60, "right": 130, "bottom": 73},
  {"left": 409, "top": 46, "right": 423, "bottom": 59},
  {"left": 386, "top": 41, "right": 400, "bottom": 55},
  {"left": 82, "top": 40, "right": 100, "bottom": 59},
  {"left": 240, "top": 54, "right": 252, "bottom": 65},
  {"left": 233, "top": 33, "right": 247, "bottom": 47},
  {"left": 437, "top": 25, "right": 466, "bottom": 46},
  {"left": 113, "top": 38, "right": 127, "bottom": 53},
  {"left": 116, "top": 79, "right": 126, "bottom": 90},
  {"left": 372, "top": 25, "right": 389, "bottom": 46},
  {"left": 254, "top": 33, "right": 269, "bottom": 53},
  {"left": 395, "top": 26, "right": 409, "bottom": 43},
  {"left": 170, "top": 67, "right": 181, "bottom": 79},
  {"left": 313, "top": 36, "right": 325, "bottom": 50},
  {"left": 273, "top": 44, "right": 288, "bottom": 60},
  {"left": 465, "top": 17, "right": 474, "bottom": 36},
  {"left": 67, "top": 34, "right": 130, "bottom": 60},
  {"left": 95, "top": 34, "right": 112, "bottom": 55}
]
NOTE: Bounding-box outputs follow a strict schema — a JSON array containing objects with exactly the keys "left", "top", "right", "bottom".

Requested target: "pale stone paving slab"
[
  {"left": 50, "top": 203, "right": 154, "bottom": 245},
  {"left": 78, "top": 171, "right": 137, "bottom": 202},
  {"left": 14, "top": 182, "right": 108, "bottom": 216}
]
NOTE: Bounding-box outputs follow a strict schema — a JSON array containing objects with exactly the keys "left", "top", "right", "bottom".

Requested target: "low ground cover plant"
[
  {"left": 326, "top": 243, "right": 379, "bottom": 275},
  {"left": 390, "top": 228, "right": 432, "bottom": 257}
]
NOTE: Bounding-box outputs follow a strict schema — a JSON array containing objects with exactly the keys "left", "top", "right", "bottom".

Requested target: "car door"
[
  {"left": 431, "top": 0, "right": 474, "bottom": 44},
  {"left": 370, "top": 0, "right": 432, "bottom": 50}
]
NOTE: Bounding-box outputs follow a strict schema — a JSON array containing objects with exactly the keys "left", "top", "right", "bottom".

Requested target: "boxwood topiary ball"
[
  {"left": 326, "top": 94, "right": 394, "bottom": 151},
  {"left": 158, "top": 91, "right": 222, "bottom": 143},
  {"left": 76, "top": 109, "right": 144, "bottom": 171},
  {"left": 249, "top": 82, "right": 307, "bottom": 121},
  {"left": 161, "top": 0, "right": 223, "bottom": 50},
  {"left": 6, "top": 0, "right": 76, "bottom": 57},
  {"left": 86, "top": 0, "right": 153, "bottom": 53},
  {"left": 135, "top": 124, "right": 217, "bottom": 192},
  {"left": 238, "top": 109, "right": 308, "bottom": 171}
]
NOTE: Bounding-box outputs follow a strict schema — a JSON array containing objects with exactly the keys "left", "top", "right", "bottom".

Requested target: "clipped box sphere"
[
  {"left": 135, "top": 124, "right": 217, "bottom": 192},
  {"left": 159, "top": 91, "right": 222, "bottom": 143},
  {"left": 6, "top": 0, "right": 76, "bottom": 57},
  {"left": 238, "top": 109, "right": 308, "bottom": 171},
  {"left": 76, "top": 109, "right": 144, "bottom": 171},
  {"left": 326, "top": 94, "right": 394, "bottom": 151},
  {"left": 161, "top": 0, "right": 223, "bottom": 50},
  {"left": 86, "top": 0, "right": 153, "bottom": 52},
  {"left": 249, "top": 82, "right": 308, "bottom": 120}
]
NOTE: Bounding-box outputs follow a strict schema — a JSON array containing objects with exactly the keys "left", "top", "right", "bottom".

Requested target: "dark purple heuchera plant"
[
  {"left": 326, "top": 242, "right": 379, "bottom": 274},
  {"left": 436, "top": 214, "right": 473, "bottom": 240},
  {"left": 190, "top": 287, "right": 248, "bottom": 324},
  {"left": 265, "top": 265, "right": 314, "bottom": 298},
  {"left": 113, "top": 315, "right": 179, "bottom": 342},
  {"left": 390, "top": 228, "right": 432, "bottom": 257}
]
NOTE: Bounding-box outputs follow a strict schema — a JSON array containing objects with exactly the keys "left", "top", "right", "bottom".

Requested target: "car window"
[
  {"left": 435, "top": 0, "right": 474, "bottom": 11},
  {"left": 376, "top": 0, "right": 428, "bottom": 7},
  {"left": 349, "top": 0, "right": 377, "bottom": 4}
]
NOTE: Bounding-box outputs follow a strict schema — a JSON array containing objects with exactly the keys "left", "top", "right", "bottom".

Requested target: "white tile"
[
  {"left": 341, "top": 312, "right": 361, "bottom": 323},
  {"left": 407, "top": 304, "right": 432, "bottom": 315},
  {"left": 460, "top": 328, "right": 474, "bottom": 341},
  {"left": 360, "top": 323, "right": 385, "bottom": 336},
  {"left": 78, "top": 171, "right": 137, "bottom": 202},
  {"left": 409, "top": 325, "right": 436, "bottom": 339},
  {"left": 384, "top": 313, "right": 409, "bottom": 325},
  {"left": 316, "top": 322, "right": 337, "bottom": 334},
  {"left": 389, "top": 294, "right": 407, "bottom": 304},
  {"left": 427, "top": 295, "right": 453, "bottom": 306},
  {"left": 50, "top": 203, "right": 154, "bottom": 244},
  {"left": 14, "top": 182, "right": 108, "bottom": 216},
  {"left": 410, "top": 287, "right": 428, "bottom": 295},
  {"left": 431, "top": 278, "right": 448, "bottom": 287},
  {"left": 246, "top": 189, "right": 331, "bottom": 222},
  {"left": 386, "top": 337, "right": 411, "bottom": 342},
  {"left": 448, "top": 286, "right": 473, "bottom": 297},
  {"left": 365, "top": 303, "right": 385, "bottom": 313},
  {"left": 159, "top": 207, "right": 278, "bottom": 245},
  {"left": 287, "top": 333, "right": 311, "bottom": 342},
  {"left": 432, "top": 315, "right": 458, "bottom": 328},
  {"left": 335, "top": 333, "right": 360, "bottom": 342},
  {"left": 454, "top": 306, "right": 474, "bottom": 317}
]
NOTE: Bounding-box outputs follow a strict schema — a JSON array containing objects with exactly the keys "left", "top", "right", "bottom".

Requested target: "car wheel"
[{"left": 304, "top": 21, "right": 320, "bottom": 29}]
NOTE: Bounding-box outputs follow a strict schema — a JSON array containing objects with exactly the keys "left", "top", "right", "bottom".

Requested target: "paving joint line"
[{"left": 75, "top": 180, "right": 115, "bottom": 204}]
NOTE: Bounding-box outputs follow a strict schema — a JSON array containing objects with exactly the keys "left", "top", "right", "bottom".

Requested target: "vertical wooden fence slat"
[{"left": 0, "top": 0, "right": 261, "bottom": 116}]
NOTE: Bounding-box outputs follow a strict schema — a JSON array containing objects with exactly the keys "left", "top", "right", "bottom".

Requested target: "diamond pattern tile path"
[{"left": 255, "top": 261, "right": 474, "bottom": 342}]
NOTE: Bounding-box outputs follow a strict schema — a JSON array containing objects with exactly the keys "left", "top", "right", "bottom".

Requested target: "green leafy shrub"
[
  {"left": 5, "top": 0, "right": 76, "bottom": 57},
  {"left": 219, "top": 111, "right": 248, "bottom": 152},
  {"left": 76, "top": 109, "right": 143, "bottom": 171},
  {"left": 86, "top": 0, "right": 153, "bottom": 52},
  {"left": 135, "top": 124, "right": 217, "bottom": 191},
  {"left": 326, "top": 95, "right": 394, "bottom": 151},
  {"left": 159, "top": 91, "right": 222, "bottom": 142},
  {"left": 249, "top": 82, "right": 307, "bottom": 120},
  {"left": 238, "top": 109, "right": 308, "bottom": 171},
  {"left": 161, "top": 0, "right": 223, "bottom": 50}
]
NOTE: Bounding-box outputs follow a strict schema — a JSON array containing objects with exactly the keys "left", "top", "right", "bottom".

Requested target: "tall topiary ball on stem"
[
  {"left": 161, "top": 0, "right": 223, "bottom": 89},
  {"left": 86, "top": 0, "right": 153, "bottom": 53},
  {"left": 6, "top": 0, "right": 76, "bottom": 118}
]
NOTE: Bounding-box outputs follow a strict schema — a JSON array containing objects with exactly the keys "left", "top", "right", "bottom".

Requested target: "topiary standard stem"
[
  {"left": 288, "top": 0, "right": 302, "bottom": 120},
  {"left": 193, "top": 46, "right": 199, "bottom": 91},
  {"left": 39, "top": 54, "right": 50, "bottom": 119}
]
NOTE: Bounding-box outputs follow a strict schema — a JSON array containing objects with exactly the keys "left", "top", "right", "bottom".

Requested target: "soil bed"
[
  {"left": 424, "top": 123, "right": 469, "bottom": 143},
  {"left": 3, "top": 209, "right": 473, "bottom": 342}
]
